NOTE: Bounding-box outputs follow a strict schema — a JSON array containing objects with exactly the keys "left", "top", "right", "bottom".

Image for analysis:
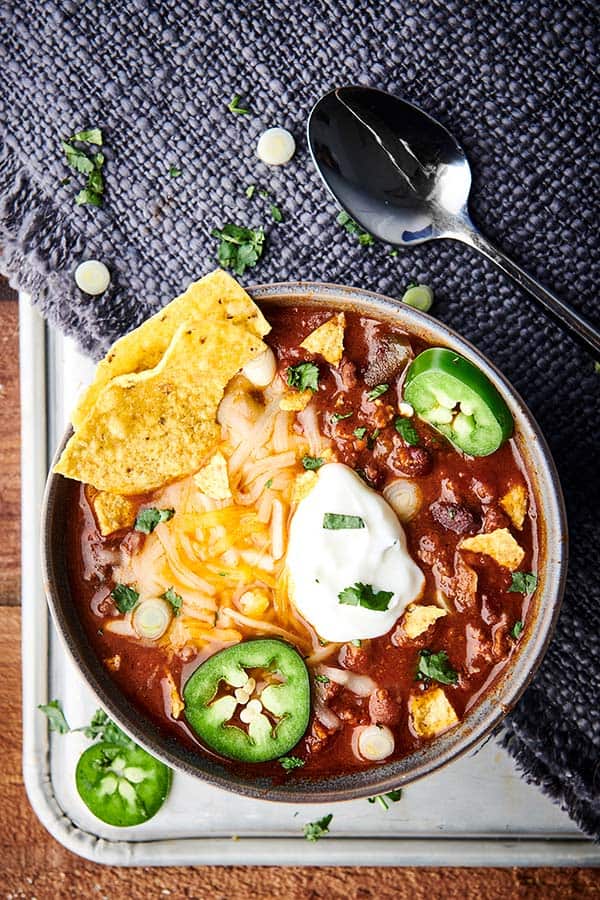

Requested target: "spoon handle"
[{"left": 457, "top": 226, "right": 600, "bottom": 359}]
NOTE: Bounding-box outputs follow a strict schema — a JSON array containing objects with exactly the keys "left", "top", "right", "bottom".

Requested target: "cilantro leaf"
[
  {"left": 245, "top": 184, "right": 256, "bottom": 198},
  {"left": 331, "top": 411, "right": 353, "bottom": 422},
  {"left": 75, "top": 188, "right": 103, "bottom": 207},
  {"left": 135, "top": 507, "right": 175, "bottom": 534},
  {"left": 279, "top": 755, "right": 305, "bottom": 771},
  {"left": 265, "top": 478, "right": 273, "bottom": 489},
  {"left": 62, "top": 141, "right": 95, "bottom": 175},
  {"left": 303, "top": 813, "right": 333, "bottom": 842},
  {"left": 417, "top": 649, "right": 458, "bottom": 685},
  {"left": 508, "top": 572, "right": 538, "bottom": 594},
  {"left": 302, "top": 456, "right": 324, "bottom": 470},
  {"left": 367, "top": 428, "right": 380, "bottom": 450},
  {"left": 367, "top": 383, "right": 388, "bottom": 401},
  {"left": 338, "top": 582, "right": 393, "bottom": 611},
  {"left": 270, "top": 203, "right": 283, "bottom": 223},
  {"left": 323, "top": 513, "right": 365, "bottom": 530},
  {"left": 69, "top": 127, "right": 103, "bottom": 145},
  {"left": 168, "top": 165, "right": 182, "bottom": 178},
  {"left": 227, "top": 94, "right": 250, "bottom": 115},
  {"left": 287, "top": 362, "right": 319, "bottom": 392},
  {"left": 80, "top": 709, "right": 134, "bottom": 747},
  {"left": 38, "top": 699, "right": 70, "bottom": 734},
  {"left": 211, "top": 224, "right": 265, "bottom": 275},
  {"left": 337, "top": 211, "right": 374, "bottom": 246},
  {"left": 395, "top": 417, "right": 419, "bottom": 445},
  {"left": 353, "top": 426, "right": 367, "bottom": 439},
  {"left": 510, "top": 620, "right": 524, "bottom": 639},
  {"left": 368, "top": 789, "right": 402, "bottom": 810},
  {"left": 314, "top": 674, "right": 330, "bottom": 684},
  {"left": 162, "top": 586, "right": 183, "bottom": 616},
  {"left": 111, "top": 584, "right": 140, "bottom": 613}
]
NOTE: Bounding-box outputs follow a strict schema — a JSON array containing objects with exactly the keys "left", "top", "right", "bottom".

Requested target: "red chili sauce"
[{"left": 66, "top": 305, "right": 538, "bottom": 780}]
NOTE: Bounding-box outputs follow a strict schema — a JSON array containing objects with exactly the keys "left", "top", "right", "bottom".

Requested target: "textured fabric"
[{"left": 1, "top": 0, "right": 599, "bottom": 837}]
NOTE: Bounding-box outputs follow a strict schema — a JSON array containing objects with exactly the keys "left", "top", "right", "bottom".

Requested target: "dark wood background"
[{"left": 1, "top": 279, "right": 597, "bottom": 897}]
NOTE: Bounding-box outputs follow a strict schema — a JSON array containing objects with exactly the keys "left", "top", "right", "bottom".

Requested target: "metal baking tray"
[{"left": 19, "top": 295, "right": 599, "bottom": 866}]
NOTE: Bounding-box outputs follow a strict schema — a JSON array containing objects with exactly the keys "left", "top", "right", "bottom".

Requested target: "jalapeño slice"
[
  {"left": 183, "top": 638, "right": 310, "bottom": 763},
  {"left": 404, "top": 348, "right": 513, "bottom": 457},
  {"left": 75, "top": 741, "right": 172, "bottom": 826}
]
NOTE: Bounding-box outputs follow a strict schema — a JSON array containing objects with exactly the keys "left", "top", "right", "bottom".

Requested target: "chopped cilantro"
[
  {"left": 245, "top": 184, "right": 256, "bottom": 198},
  {"left": 75, "top": 187, "right": 103, "bottom": 207},
  {"left": 62, "top": 128, "right": 105, "bottom": 207},
  {"left": 303, "top": 813, "right": 333, "bottom": 842},
  {"left": 353, "top": 426, "right": 367, "bottom": 439},
  {"left": 62, "top": 141, "right": 95, "bottom": 175},
  {"left": 323, "top": 513, "right": 365, "bottom": 530},
  {"left": 287, "top": 362, "right": 319, "bottom": 392},
  {"left": 80, "top": 709, "right": 134, "bottom": 747},
  {"left": 367, "top": 383, "right": 388, "bottom": 401},
  {"left": 69, "top": 127, "right": 103, "bottom": 145},
  {"left": 227, "top": 94, "right": 251, "bottom": 115},
  {"left": 389, "top": 249, "right": 399, "bottom": 257},
  {"left": 162, "top": 587, "right": 183, "bottom": 616},
  {"left": 509, "top": 572, "right": 538, "bottom": 594},
  {"left": 211, "top": 224, "right": 265, "bottom": 275},
  {"left": 111, "top": 584, "right": 140, "bottom": 613},
  {"left": 338, "top": 582, "right": 393, "bottom": 611},
  {"left": 594, "top": 362, "right": 600, "bottom": 375},
  {"left": 38, "top": 699, "right": 70, "bottom": 734},
  {"left": 270, "top": 203, "right": 283, "bottom": 223},
  {"left": 367, "top": 428, "right": 380, "bottom": 450},
  {"left": 510, "top": 620, "right": 524, "bottom": 640},
  {"left": 135, "top": 507, "right": 175, "bottom": 534},
  {"left": 337, "top": 211, "right": 374, "bottom": 245},
  {"left": 314, "top": 674, "right": 330, "bottom": 684},
  {"left": 302, "top": 456, "right": 324, "bottom": 470},
  {"left": 168, "top": 165, "right": 182, "bottom": 178},
  {"left": 417, "top": 649, "right": 458, "bottom": 685},
  {"left": 368, "top": 789, "right": 402, "bottom": 810},
  {"left": 351, "top": 639, "right": 362, "bottom": 647},
  {"left": 279, "top": 756, "right": 305, "bottom": 771},
  {"left": 265, "top": 478, "right": 273, "bottom": 489},
  {"left": 331, "top": 411, "right": 353, "bottom": 422},
  {"left": 395, "top": 417, "right": 419, "bottom": 445}
]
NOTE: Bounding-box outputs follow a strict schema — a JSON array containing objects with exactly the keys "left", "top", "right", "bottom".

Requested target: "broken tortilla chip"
[
  {"left": 292, "top": 470, "right": 318, "bottom": 504},
  {"left": 71, "top": 270, "right": 270, "bottom": 428},
  {"left": 409, "top": 687, "right": 458, "bottom": 738},
  {"left": 459, "top": 528, "right": 525, "bottom": 571},
  {"left": 194, "top": 451, "right": 232, "bottom": 501},
  {"left": 299, "top": 313, "right": 345, "bottom": 366},
  {"left": 279, "top": 390, "right": 312, "bottom": 412},
  {"left": 55, "top": 320, "right": 266, "bottom": 494},
  {"left": 500, "top": 484, "right": 528, "bottom": 530},
  {"left": 402, "top": 604, "right": 447, "bottom": 639},
  {"left": 92, "top": 490, "right": 138, "bottom": 536}
]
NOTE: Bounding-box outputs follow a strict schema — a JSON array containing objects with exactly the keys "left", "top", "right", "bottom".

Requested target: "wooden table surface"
[{"left": 1, "top": 282, "right": 597, "bottom": 899}]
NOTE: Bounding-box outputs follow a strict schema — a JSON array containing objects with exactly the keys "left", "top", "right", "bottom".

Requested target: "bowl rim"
[{"left": 41, "top": 279, "right": 568, "bottom": 803}]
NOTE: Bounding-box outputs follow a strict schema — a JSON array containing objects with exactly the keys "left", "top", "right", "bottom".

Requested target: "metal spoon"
[{"left": 307, "top": 85, "right": 600, "bottom": 358}]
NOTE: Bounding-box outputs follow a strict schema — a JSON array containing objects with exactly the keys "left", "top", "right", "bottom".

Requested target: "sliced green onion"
[
  {"left": 401, "top": 284, "right": 434, "bottom": 312},
  {"left": 132, "top": 598, "right": 172, "bottom": 640}
]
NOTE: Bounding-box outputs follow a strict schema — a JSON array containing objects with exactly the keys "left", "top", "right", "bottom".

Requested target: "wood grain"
[{"left": 1, "top": 286, "right": 598, "bottom": 897}]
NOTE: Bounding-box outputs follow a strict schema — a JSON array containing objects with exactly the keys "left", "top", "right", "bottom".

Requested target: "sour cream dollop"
[{"left": 286, "top": 463, "right": 425, "bottom": 642}]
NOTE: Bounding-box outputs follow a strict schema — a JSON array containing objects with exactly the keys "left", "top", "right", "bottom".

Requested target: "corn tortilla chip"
[
  {"left": 292, "top": 470, "right": 318, "bottom": 504},
  {"left": 92, "top": 490, "right": 138, "bottom": 536},
  {"left": 500, "top": 484, "right": 528, "bottom": 530},
  {"left": 279, "top": 390, "right": 313, "bottom": 411},
  {"left": 409, "top": 687, "right": 458, "bottom": 738},
  {"left": 55, "top": 320, "right": 266, "bottom": 494},
  {"left": 194, "top": 451, "right": 232, "bottom": 500},
  {"left": 402, "top": 604, "right": 447, "bottom": 639},
  {"left": 300, "top": 313, "right": 345, "bottom": 366},
  {"left": 459, "top": 528, "right": 525, "bottom": 571},
  {"left": 72, "top": 270, "right": 269, "bottom": 428}
]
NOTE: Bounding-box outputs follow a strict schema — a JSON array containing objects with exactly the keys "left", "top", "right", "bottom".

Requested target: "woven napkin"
[{"left": 1, "top": 0, "right": 598, "bottom": 838}]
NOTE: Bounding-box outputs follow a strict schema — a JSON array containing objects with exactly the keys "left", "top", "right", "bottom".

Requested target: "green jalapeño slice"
[
  {"left": 75, "top": 741, "right": 172, "bottom": 826},
  {"left": 404, "top": 348, "right": 513, "bottom": 456},
  {"left": 183, "top": 638, "right": 310, "bottom": 763}
]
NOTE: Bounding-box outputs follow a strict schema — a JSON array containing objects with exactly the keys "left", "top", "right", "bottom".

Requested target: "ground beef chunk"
[
  {"left": 368, "top": 688, "right": 401, "bottom": 725},
  {"left": 389, "top": 444, "right": 432, "bottom": 477},
  {"left": 482, "top": 503, "right": 511, "bottom": 533},
  {"left": 339, "top": 641, "right": 370, "bottom": 673}
]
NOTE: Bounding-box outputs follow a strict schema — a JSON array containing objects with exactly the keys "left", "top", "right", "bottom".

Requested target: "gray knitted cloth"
[{"left": 1, "top": 0, "right": 599, "bottom": 838}]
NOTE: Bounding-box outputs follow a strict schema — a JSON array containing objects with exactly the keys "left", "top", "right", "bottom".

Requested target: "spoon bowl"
[{"left": 308, "top": 85, "right": 600, "bottom": 357}]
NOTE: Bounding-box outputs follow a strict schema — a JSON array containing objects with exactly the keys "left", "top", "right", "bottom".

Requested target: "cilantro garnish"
[
  {"left": 69, "top": 127, "right": 103, "bottom": 145},
  {"left": 62, "top": 128, "right": 105, "bottom": 206},
  {"left": 353, "top": 426, "right": 367, "bottom": 439},
  {"left": 279, "top": 755, "right": 305, "bottom": 771},
  {"left": 80, "top": 709, "right": 134, "bottom": 747},
  {"left": 323, "top": 513, "right": 365, "bottom": 530},
  {"left": 367, "top": 428, "right": 380, "bottom": 450},
  {"left": 367, "top": 383, "right": 388, "bottom": 401},
  {"left": 368, "top": 789, "right": 402, "bottom": 810},
  {"left": 287, "top": 362, "right": 319, "bottom": 392},
  {"left": 508, "top": 572, "right": 538, "bottom": 594},
  {"left": 314, "top": 674, "right": 330, "bottom": 684},
  {"left": 265, "top": 478, "right": 273, "bottom": 488},
  {"left": 270, "top": 203, "right": 283, "bottom": 223},
  {"left": 337, "top": 211, "right": 374, "bottom": 245},
  {"left": 162, "top": 587, "right": 183, "bottom": 616},
  {"left": 111, "top": 584, "right": 140, "bottom": 613},
  {"left": 245, "top": 184, "right": 256, "bottom": 198},
  {"left": 211, "top": 224, "right": 265, "bottom": 275},
  {"left": 302, "top": 456, "right": 324, "bottom": 470},
  {"left": 168, "top": 165, "right": 182, "bottom": 178},
  {"left": 227, "top": 94, "right": 251, "bottom": 115},
  {"left": 510, "top": 620, "right": 524, "bottom": 640},
  {"left": 338, "top": 582, "right": 393, "bottom": 611},
  {"left": 351, "top": 639, "right": 362, "bottom": 647},
  {"left": 331, "top": 411, "right": 353, "bottom": 422},
  {"left": 417, "top": 649, "right": 458, "bottom": 685},
  {"left": 303, "top": 813, "right": 333, "bottom": 842},
  {"left": 135, "top": 507, "right": 175, "bottom": 534},
  {"left": 395, "top": 417, "right": 419, "bottom": 445},
  {"left": 38, "top": 699, "right": 70, "bottom": 734}
]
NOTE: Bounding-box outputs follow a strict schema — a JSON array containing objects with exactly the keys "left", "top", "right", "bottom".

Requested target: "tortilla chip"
[
  {"left": 402, "top": 604, "right": 447, "bottom": 639},
  {"left": 55, "top": 320, "right": 266, "bottom": 494},
  {"left": 164, "top": 672, "right": 184, "bottom": 719},
  {"left": 71, "top": 270, "right": 270, "bottom": 428},
  {"left": 194, "top": 451, "right": 232, "bottom": 500},
  {"left": 500, "top": 484, "right": 528, "bottom": 530},
  {"left": 292, "top": 470, "right": 318, "bottom": 503},
  {"left": 409, "top": 687, "right": 458, "bottom": 738},
  {"left": 459, "top": 528, "right": 525, "bottom": 571},
  {"left": 300, "top": 313, "right": 345, "bottom": 366},
  {"left": 279, "top": 390, "right": 312, "bottom": 411},
  {"left": 92, "top": 491, "right": 138, "bottom": 536}
]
